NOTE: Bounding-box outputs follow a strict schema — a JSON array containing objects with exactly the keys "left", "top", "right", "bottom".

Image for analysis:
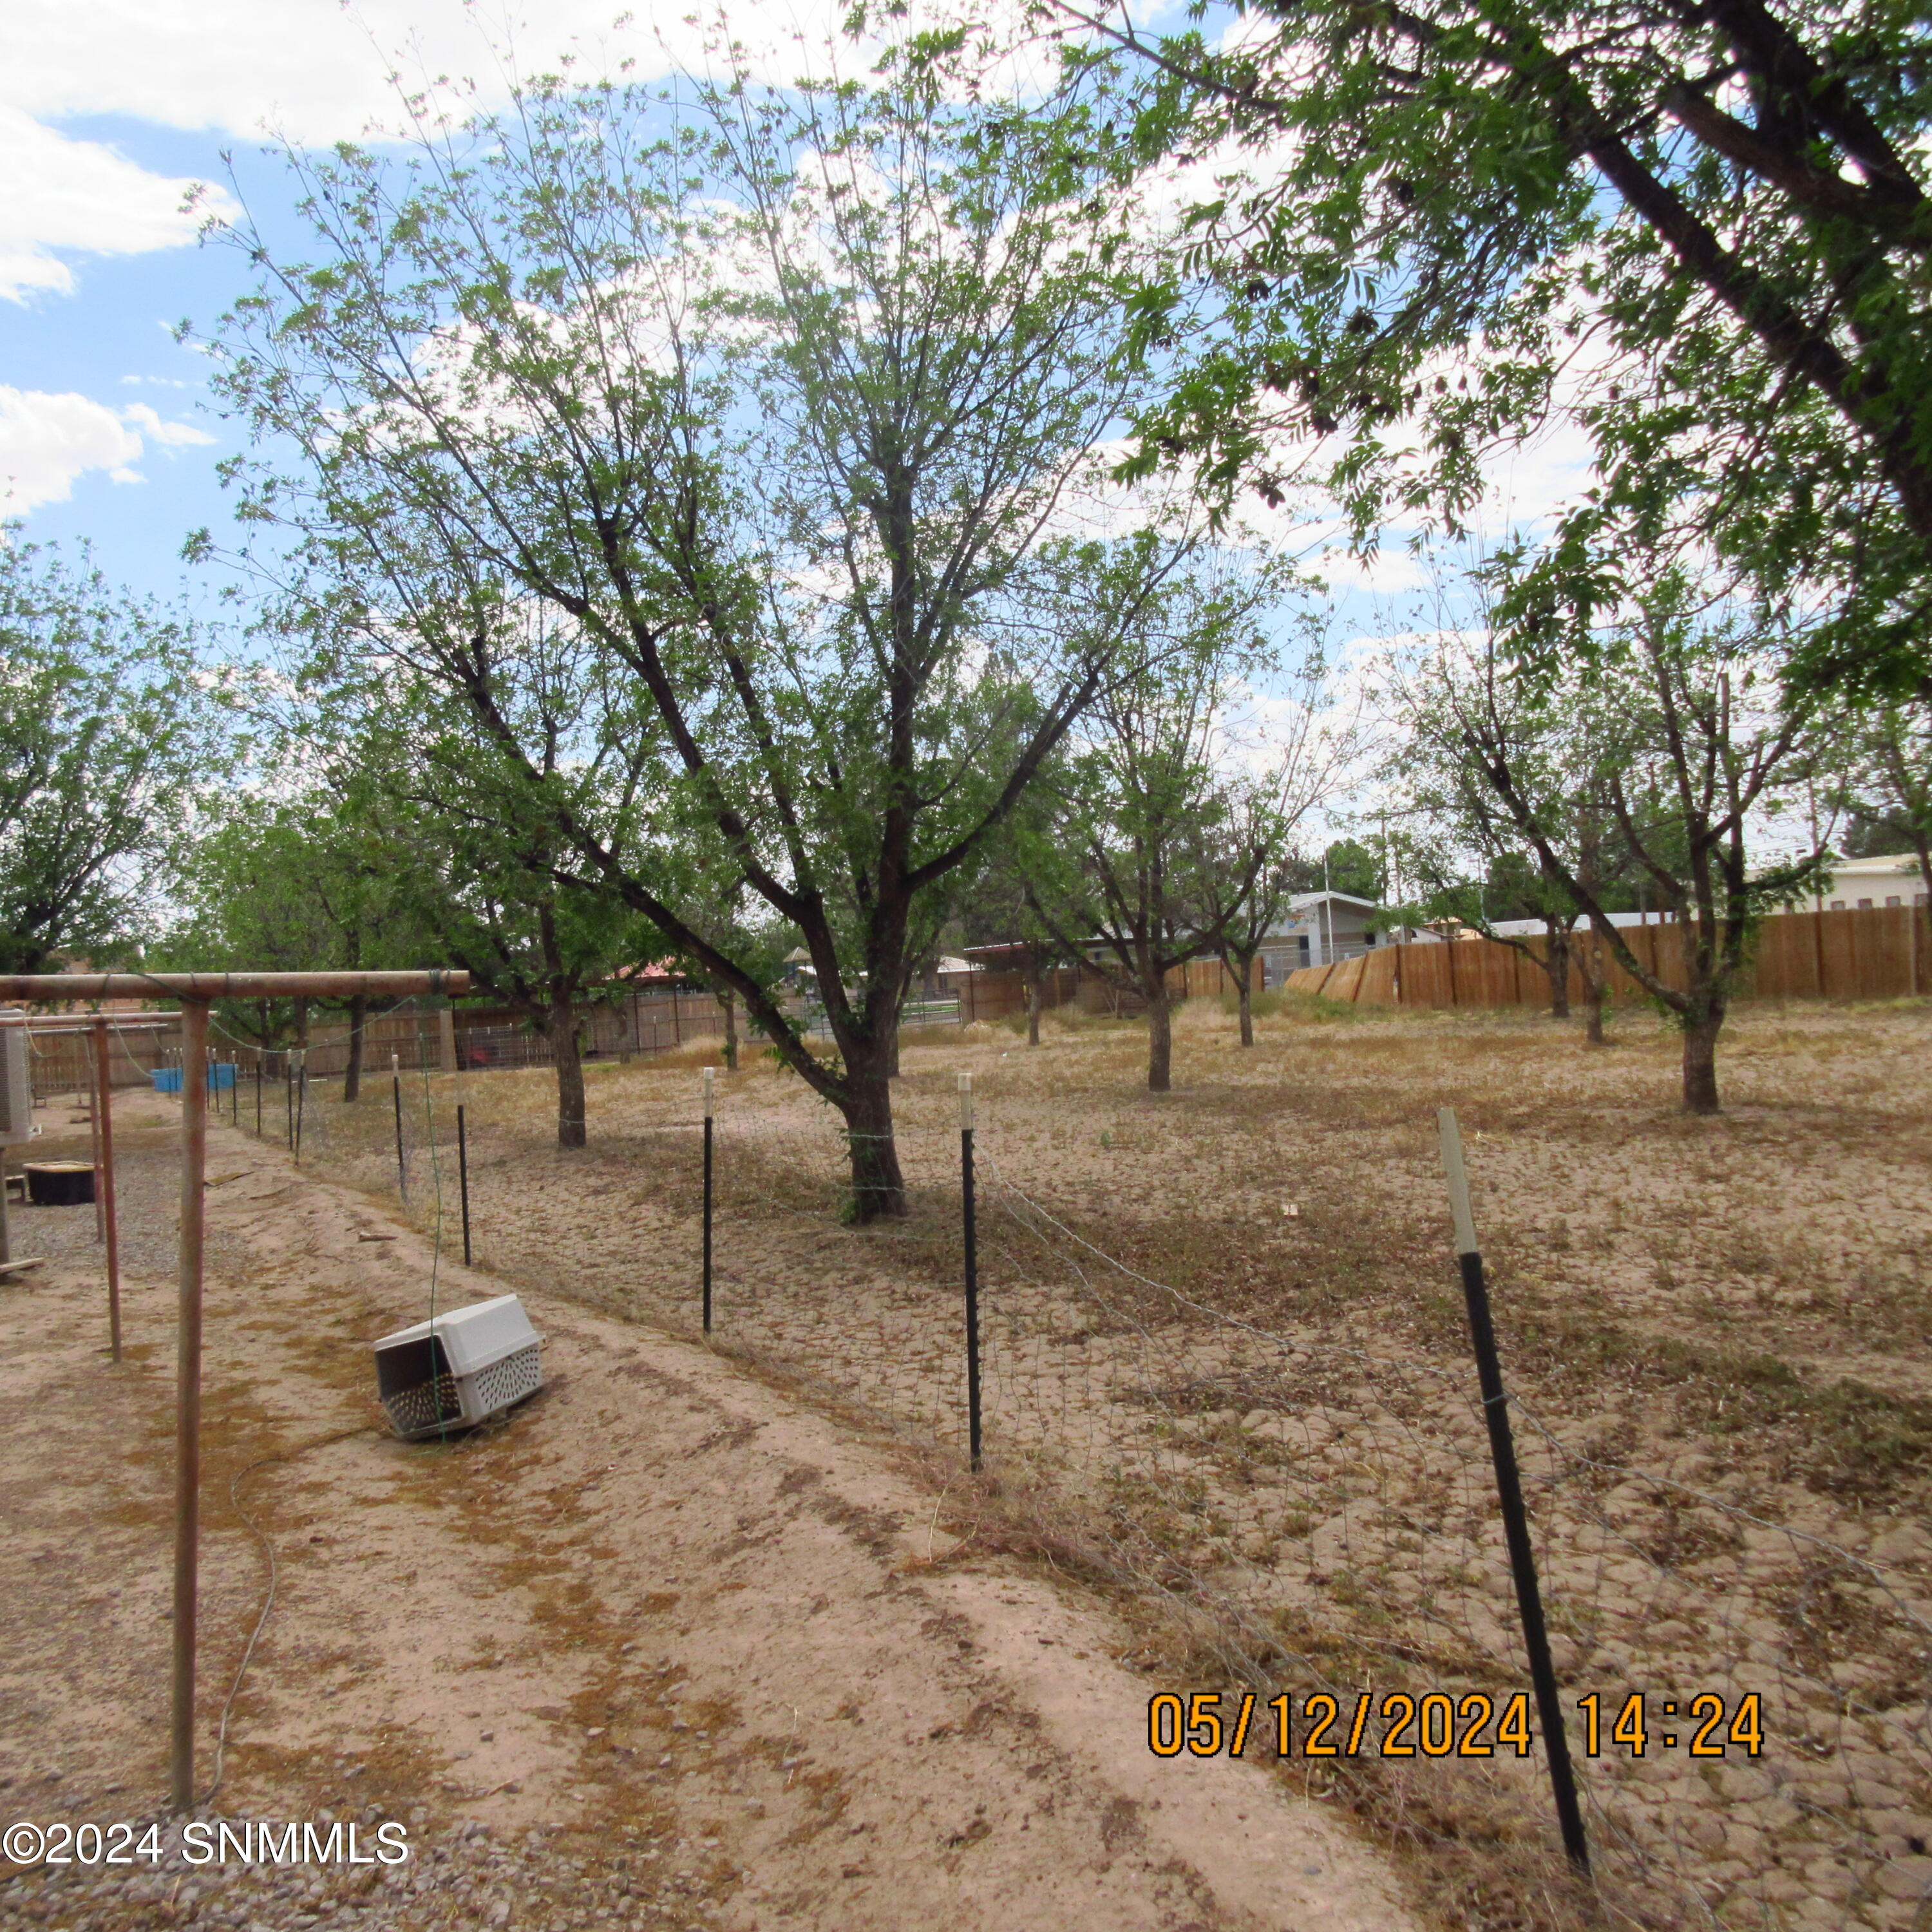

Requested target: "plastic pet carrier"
[{"left": 372, "top": 1293, "right": 543, "bottom": 1441}]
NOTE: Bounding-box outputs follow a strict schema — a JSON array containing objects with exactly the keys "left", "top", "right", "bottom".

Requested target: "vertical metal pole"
[
  {"left": 284, "top": 1055, "right": 294, "bottom": 1148},
  {"left": 701, "top": 1067, "right": 714, "bottom": 1336},
  {"left": 960, "top": 1074, "right": 982, "bottom": 1472},
  {"left": 456, "top": 1102, "right": 473, "bottom": 1266},
  {"left": 450, "top": 1051, "right": 473, "bottom": 1265},
  {"left": 172, "top": 999, "right": 211, "bottom": 1812},
  {"left": 94, "top": 1021, "right": 120, "bottom": 1363},
  {"left": 295, "top": 1059, "right": 307, "bottom": 1163},
  {"left": 1439, "top": 1108, "right": 1589, "bottom": 1873},
  {"left": 90, "top": 1046, "right": 105, "bottom": 1240},
  {"left": 0, "top": 1021, "right": 14, "bottom": 1265},
  {"left": 256, "top": 1055, "right": 263, "bottom": 1138},
  {"left": 391, "top": 1052, "right": 408, "bottom": 1204}
]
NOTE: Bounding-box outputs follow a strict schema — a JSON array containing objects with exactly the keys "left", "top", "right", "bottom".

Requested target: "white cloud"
[
  {"left": 3, "top": 1, "right": 854, "bottom": 146},
  {"left": 120, "top": 402, "right": 216, "bottom": 448},
  {"left": 0, "top": 107, "right": 233, "bottom": 301},
  {"left": 1, "top": 0, "right": 1048, "bottom": 300},
  {"left": 2, "top": 0, "right": 1077, "bottom": 142},
  {"left": 0, "top": 387, "right": 213, "bottom": 511}
]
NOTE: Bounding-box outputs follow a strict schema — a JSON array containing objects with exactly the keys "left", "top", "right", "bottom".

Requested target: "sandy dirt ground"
[
  {"left": 0, "top": 1084, "right": 1418, "bottom": 1932},
  {"left": 244, "top": 992, "right": 1932, "bottom": 1930}
]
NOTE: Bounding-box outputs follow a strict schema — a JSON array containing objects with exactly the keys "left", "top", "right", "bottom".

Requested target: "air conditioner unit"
[
  {"left": 372, "top": 1293, "right": 543, "bottom": 1441},
  {"left": 0, "top": 1016, "right": 33, "bottom": 1146}
]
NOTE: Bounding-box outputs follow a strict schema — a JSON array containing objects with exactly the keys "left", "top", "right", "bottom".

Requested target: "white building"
[
  {"left": 1814, "top": 853, "right": 1927, "bottom": 910},
  {"left": 1263, "top": 901, "right": 1685, "bottom": 981},
  {"left": 1479, "top": 910, "right": 1676, "bottom": 940},
  {"left": 1260, "top": 893, "right": 1384, "bottom": 981}
]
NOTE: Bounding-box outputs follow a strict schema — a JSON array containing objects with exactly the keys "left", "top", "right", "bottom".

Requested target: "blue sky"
[
  {"left": 1, "top": 112, "right": 252, "bottom": 611},
  {"left": 4, "top": 0, "right": 1587, "bottom": 697},
  {"left": 1, "top": 0, "right": 909, "bottom": 612}
]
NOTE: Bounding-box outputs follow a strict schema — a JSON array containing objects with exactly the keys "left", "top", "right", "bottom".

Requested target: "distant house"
[
  {"left": 1260, "top": 893, "right": 1383, "bottom": 982},
  {"left": 1479, "top": 910, "right": 1678, "bottom": 939},
  {"left": 38, "top": 957, "right": 153, "bottom": 1013},
  {"left": 921, "top": 956, "right": 973, "bottom": 1001},
  {"left": 1814, "top": 853, "right": 1928, "bottom": 911},
  {"left": 612, "top": 960, "right": 705, "bottom": 992}
]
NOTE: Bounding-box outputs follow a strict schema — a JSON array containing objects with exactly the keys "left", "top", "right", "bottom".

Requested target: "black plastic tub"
[{"left": 25, "top": 1162, "right": 95, "bottom": 1206}]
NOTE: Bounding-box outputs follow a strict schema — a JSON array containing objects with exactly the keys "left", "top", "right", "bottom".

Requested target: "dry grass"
[{"left": 283, "top": 994, "right": 1932, "bottom": 1931}]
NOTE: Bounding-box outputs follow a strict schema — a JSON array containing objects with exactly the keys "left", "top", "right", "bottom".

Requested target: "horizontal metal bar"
[
  {"left": 0, "top": 971, "right": 470, "bottom": 1001},
  {"left": 0, "top": 1014, "right": 178, "bottom": 1029}
]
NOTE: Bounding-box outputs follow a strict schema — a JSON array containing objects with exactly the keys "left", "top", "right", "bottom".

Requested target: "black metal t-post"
[
  {"left": 1439, "top": 1108, "right": 1589, "bottom": 1874},
  {"left": 391, "top": 1052, "right": 408, "bottom": 1204},
  {"left": 255, "top": 1056, "right": 263, "bottom": 1137},
  {"left": 702, "top": 1067, "right": 714, "bottom": 1336},
  {"left": 960, "top": 1074, "right": 982, "bottom": 1472},
  {"left": 456, "top": 1100, "right": 473, "bottom": 1267}
]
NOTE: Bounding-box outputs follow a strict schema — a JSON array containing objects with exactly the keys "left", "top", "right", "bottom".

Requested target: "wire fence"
[{"left": 191, "top": 1030, "right": 1931, "bottom": 1932}]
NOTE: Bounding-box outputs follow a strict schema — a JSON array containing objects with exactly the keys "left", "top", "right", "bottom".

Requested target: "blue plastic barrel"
[{"left": 150, "top": 1066, "right": 236, "bottom": 1093}]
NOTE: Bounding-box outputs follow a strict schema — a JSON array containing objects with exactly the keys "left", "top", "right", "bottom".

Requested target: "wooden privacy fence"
[
  {"left": 27, "top": 1026, "right": 173, "bottom": 1095},
  {"left": 19, "top": 989, "right": 728, "bottom": 1095},
  {"left": 960, "top": 956, "right": 1260, "bottom": 1023},
  {"left": 21, "top": 951, "right": 1280, "bottom": 1090},
  {"left": 958, "top": 965, "right": 1084, "bottom": 1023},
  {"left": 1287, "top": 904, "right": 1932, "bottom": 1010}
]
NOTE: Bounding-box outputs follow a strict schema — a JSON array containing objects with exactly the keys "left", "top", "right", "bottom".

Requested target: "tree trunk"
[
  {"left": 1681, "top": 1003, "right": 1723, "bottom": 1115},
  {"left": 1026, "top": 961, "right": 1043, "bottom": 1046},
  {"left": 1544, "top": 924, "right": 1571, "bottom": 1019},
  {"left": 838, "top": 1046, "right": 905, "bottom": 1221},
  {"left": 1235, "top": 956, "right": 1256, "bottom": 1048},
  {"left": 342, "top": 994, "right": 367, "bottom": 1103},
  {"left": 1582, "top": 964, "right": 1608, "bottom": 1044},
  {"left": 1146, "top": 983, "right": 1173, "bottom": 1093},
  {"left": 549, "top": 1001, "right": 587, "bottom": 1148},
  {"left": 720, "top": 990, "right": 739, "bottom": 1072},
  {"left": 887, "top": 1022, "right": 901, "bottom": 1079},
  {"left": 1578, "top": 935, "right": 1609, "bottom": 1045}
]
